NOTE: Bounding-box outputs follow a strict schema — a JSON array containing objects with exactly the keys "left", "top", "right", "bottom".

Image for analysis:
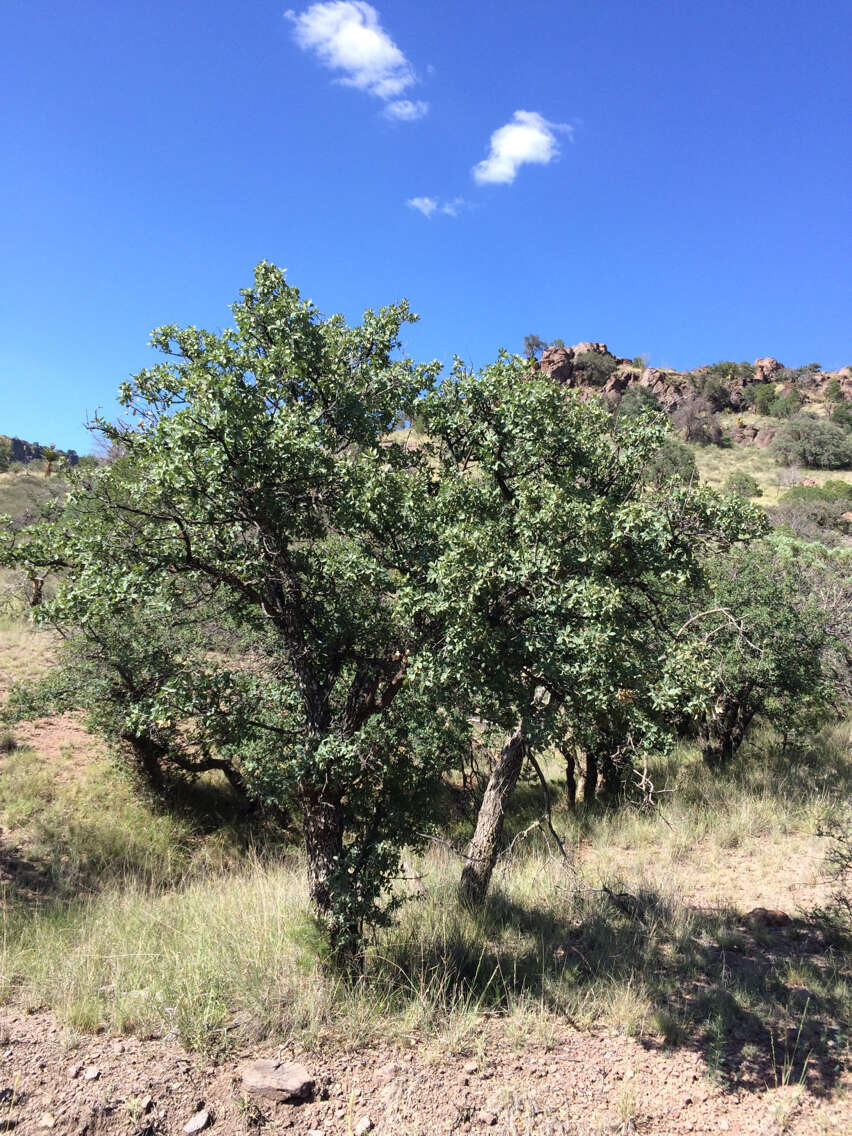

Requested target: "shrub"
[
  {"left": 725, "top": 472, "right": 762, "bottom": 498},
  {"left": 771, "top": 414, "right": 852, "bottom": 470},
  {"left": 690, "top": 371, "right": 733, "bottom": 411},
  {"left": 672, "top": 395, "right": 723, "bottom": 445},
  {"left": 618, "top": 385, "right": 662, "bottom": 418},
  {"left": 643, "top": 437, "right": 697, "bottom": 486},
  {"left": 825, "top": 377, "right": 844, "bottom": 408},
  {"left": 573, "top": 351, "right": 618, "bottom": 387},
  {"left": 749, "top": 384, "right": 777, "bottom": 415},
  {"left": 772, "top": 481, "right": 852, "bottom": 545},
  {"left": 768, "top": 390, "right": 803, "bottom": 418}
]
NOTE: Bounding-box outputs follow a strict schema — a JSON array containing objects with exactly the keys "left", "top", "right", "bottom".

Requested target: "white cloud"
[
  {"left": 440, "top": 197, "right": 467, "bottom": 216},
  {"left": 407, "top": 196, "right": 438, "bottom": 218},
  {"left": 406, "top": 195, "right": 468, "bottom": 218},
  {"left": 383, "top": 98, "right": 429, "bottom": 122},
  {"left": 472, "top": 110, "right": 572, "bottom": 186},
  {"left": 287, "top": 3, "right": 425, "bottom": 115}
]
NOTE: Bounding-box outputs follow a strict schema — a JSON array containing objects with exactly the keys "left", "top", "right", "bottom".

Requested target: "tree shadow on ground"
[{"left": 376, "top": 885, "right": 851, "bottom": 1098}]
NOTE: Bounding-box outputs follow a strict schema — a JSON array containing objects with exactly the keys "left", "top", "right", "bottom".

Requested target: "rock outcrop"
[{"left": 530, "top": 344, "right": 850, "bottom": 449}]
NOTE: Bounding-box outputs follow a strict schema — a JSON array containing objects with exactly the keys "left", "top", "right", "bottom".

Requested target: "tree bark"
[
  {"left": 125, "top": 734, "right": 167, "bottom": 791},
  {"left": 459, "top": 724, "right": 528, "bottom": 907},
  {"left": 699, "top": 694, "right": 754, "bottom": 769},
  {"left": 583, "top": 747, "right": 599, "bottom": 805},
  {"left": 299, "top": 786, "right": 361, "bottom": 969},
  {"left": 563, "top": 748, "right": 577, "bottom": 811}
]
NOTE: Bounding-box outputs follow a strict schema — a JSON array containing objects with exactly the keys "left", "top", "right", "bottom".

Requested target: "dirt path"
[{"left": 1, "top": 1006, "right": 849, "bottom": 1135}]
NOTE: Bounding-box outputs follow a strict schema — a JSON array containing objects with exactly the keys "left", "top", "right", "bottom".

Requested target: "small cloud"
[
  {"left": 287, "top": 2, "right": 426, "bottom": 116},
  {"left": 472, "top": 110, "right": 572, "bottom": 186},
  {"left": 407, "top": 196, "right": 438, "bottom": 218},
  {"left": 384, "top": 98, "right": 429, "bottom": 122},
  {"left": 406, "top": 195, "right": 469, "bottom": 218}
]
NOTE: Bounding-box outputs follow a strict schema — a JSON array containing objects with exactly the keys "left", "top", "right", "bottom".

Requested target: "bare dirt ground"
[{"left": 1, "top": 1003, "right": 850, "bottom": 1136}]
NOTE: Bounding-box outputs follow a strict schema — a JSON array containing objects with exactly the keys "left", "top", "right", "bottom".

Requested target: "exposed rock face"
[
  {"left": 638, "top": 368, "right": 689, "bottom": 412},
  {"left": 533, "top": 346, "right": 847, "bottom": 451},
  {"left": 571, "top": 341, "right": 609, "bottom": 357},
  {"left": 603, "top": 367, "right": 637, "bottom": 397},
  {"left": 538, "top": 345, "right": 575, "bottom": 384},
  {"left": 753, "top": 357, "right": 783, "bottom": 383},
  {"left": 538, "top": 342, "right": 616, "bottom": 388}
]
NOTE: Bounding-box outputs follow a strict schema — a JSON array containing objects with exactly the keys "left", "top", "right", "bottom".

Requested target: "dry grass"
[
  {"left": 1, "top": 692, "right": 849, "bottom": 1071},
  {"left": 0, "top": 470, "right": 67, "bottom": 524},
  {"left": 691, "top": 421, "right": 852, "bottom": 506},
  {"left": 1, "top": 611, "right": 849, "bottom": 1090},
  {"left": 0, "top": 617, "right": 55, "bottom": 694}
]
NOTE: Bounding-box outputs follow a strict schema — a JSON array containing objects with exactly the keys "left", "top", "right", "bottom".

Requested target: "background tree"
[
  {"left": 686, "top": 541, "right": 834, "bottom": 767},
  {"left": 673, "top": 394, "right": 723, "bottom": 445},
  {"left": 725, "top": 472, "right": 762, "bottom": 499},
  {"left": 40, "top": 444, "right": 62, "bottom": 477},
  {"left": 523, "top": 333, "right": 547, "bottom": 360},
  {"left": 617, "top": 385, "right": 662, "bottom": 419},
  {"left": 771, "top": 414, "right": 852, "bottom": 469},
  {"left": 419, "top": 358, "right": 764, "bottom": 903},
  {"left": 824, "top": 377, "right": 846, "bottom": 414}
]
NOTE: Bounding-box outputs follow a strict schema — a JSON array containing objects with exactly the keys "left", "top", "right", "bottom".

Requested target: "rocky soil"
[{"left": 1, "top": 1005, "right": 849, "bottom": 1136}]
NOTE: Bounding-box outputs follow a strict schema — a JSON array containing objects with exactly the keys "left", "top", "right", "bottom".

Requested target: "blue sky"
[{"left": 2, "top": 0, "right": 850, "bottom": 454}]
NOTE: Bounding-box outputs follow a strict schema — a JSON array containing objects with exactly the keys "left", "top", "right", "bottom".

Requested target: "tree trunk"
[
  {"left": 459, "top": 725, "right": 528, "bottom": 907},
  {"left": 699, "top": 695, "right": 754, "bottom": 769},
  {"left": 583, "top": 748, "right": 598, "bottom": 804},
  {"left": 125, "top": 734, "right": 167, "bottom": 791},
  {"left": 299, "top": 787, "right": 361, "bottom": 969},
  {"left": 563, "top": 748, "right": 577, "bottom": 812}
]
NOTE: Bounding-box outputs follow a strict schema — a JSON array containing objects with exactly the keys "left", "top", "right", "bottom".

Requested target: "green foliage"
[
  {"left": 572, "top": 350, "right": 618, "bottom": 387},
  {"left": 725, "top": 472, "right": 762, "bottom": 499},
  {"left": 831, "top": 401, "right": 852, "bottom": 430},
  {"left": 419, "top": 361, "right": 765, "bottom": 783},
  {"left": 686, "top": 540, "right": 837, "bottom": 766},
  {"left": 1, "top": 262, "right": 459, "bottom": 962},
  {"left": 0, "top": 438, "right": 11, "bottom": 473},
  {"left": 824, "top": 377, "right": 844, "bottom": 408},
  {"left": 617, "top": 385, "right": 662, "bottom": 418},
  {"left": 690, "top": 371, "right": 732, "bottom": 411},
  {"left": 771, "top": 414, "right": 852, "bottom": 470},
  {"left": 523, "top": 333, "right": 546, "bottom": 360},
  {"left": 704, "top": 361, "right": 755, "bottom": 383},
  {"left": 773, "top": 481, "right": 852, "bottom": 546},
  {"left": 768, "top": 389, "right": 803, "bottom": 418},
  {"left": 643, "top": 436, "right": 697, "bottom": 487},
  {"left": 748, "top": 383, "right": 777, "bottom": 415}
]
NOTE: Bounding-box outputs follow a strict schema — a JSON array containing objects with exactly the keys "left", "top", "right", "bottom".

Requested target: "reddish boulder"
[
  {"left": 570, "top": 341, "right": 609, "bottom": 357},
  {"left": 754, "top": 357, "right": 783, "bottom": 383},
  {"left": 539, "top": 345, "right": 575, "bottom": 385}
]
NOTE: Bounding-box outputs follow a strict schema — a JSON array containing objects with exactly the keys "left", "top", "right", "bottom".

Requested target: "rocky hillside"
[
  {"left": 532, "top": 342, "right": 852, "bottom": 449},
  {"left": 0, "top": 434, "right": 79, "bottom": 467}
]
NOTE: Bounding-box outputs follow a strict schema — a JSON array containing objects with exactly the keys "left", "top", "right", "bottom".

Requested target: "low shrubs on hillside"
[
  {"left": 725, "top": 472, "right": 762, "bottom": 498},
  {"left": 771, "top": 414, "right": 852, "bottom": 470}
]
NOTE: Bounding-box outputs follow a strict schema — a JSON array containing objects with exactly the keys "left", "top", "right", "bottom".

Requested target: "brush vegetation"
[{"left": 1, "top": 264, "right": 850, "bottom": 1096}]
